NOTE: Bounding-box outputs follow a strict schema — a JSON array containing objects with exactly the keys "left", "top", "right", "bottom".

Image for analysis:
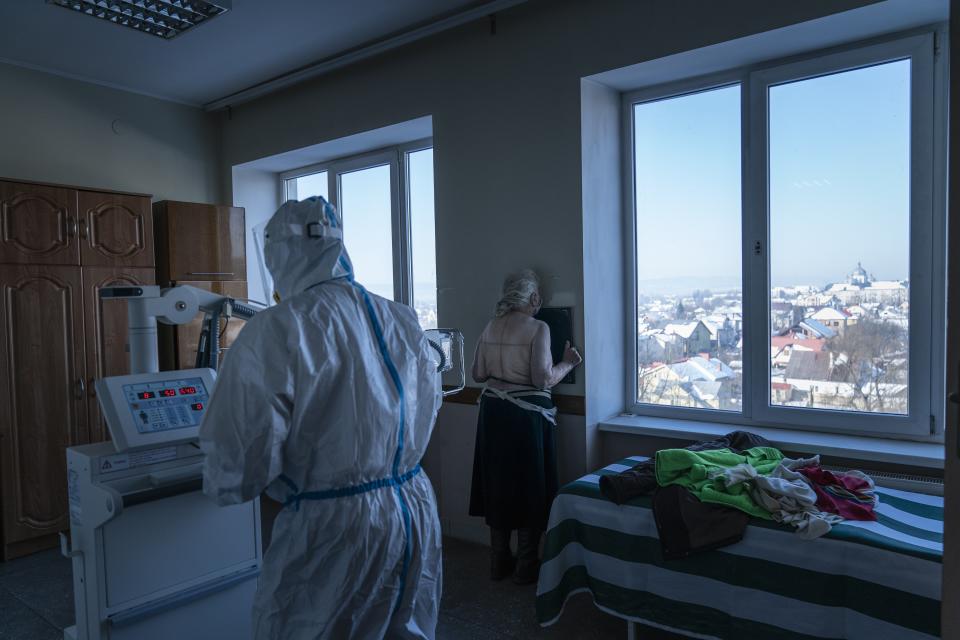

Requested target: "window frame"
[
  {"left": 622, "top": 30, "right": 944, "bottom": 439},
  {"left": 280, "top": 138, "right": 434, "bottom": 308}
]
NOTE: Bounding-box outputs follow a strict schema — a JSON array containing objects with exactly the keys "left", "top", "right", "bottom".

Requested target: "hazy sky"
[
  {"left": 408, "top": 148, "right": 437, "bottom": 302},
  {"left": 291, "top": 148, "right": 436, "bottom": 302},
  {"left": 634, "top": 59, "right": 911, "bottom": 292}
]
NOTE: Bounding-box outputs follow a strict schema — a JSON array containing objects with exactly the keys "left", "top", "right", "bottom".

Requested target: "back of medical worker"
[{"left": 199, "top": 197, "right": 443, "bottom": 640}]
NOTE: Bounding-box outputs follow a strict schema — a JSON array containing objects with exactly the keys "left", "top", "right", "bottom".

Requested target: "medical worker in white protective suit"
[{"left": 199, "top": 196, "right": 443, "bottom": 639}]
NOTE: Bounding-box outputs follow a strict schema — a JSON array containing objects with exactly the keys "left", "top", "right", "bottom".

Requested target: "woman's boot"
[
  {"left": 490, "top": 528, "right": 515, "bottom": 580},
  {"left": 513, "top": 528, "right": 541, "bottom": 585}
]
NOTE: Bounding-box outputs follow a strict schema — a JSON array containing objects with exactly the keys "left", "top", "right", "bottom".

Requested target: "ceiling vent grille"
[{"left": 46, "top": 0, "right": 230, "bottom": 40}]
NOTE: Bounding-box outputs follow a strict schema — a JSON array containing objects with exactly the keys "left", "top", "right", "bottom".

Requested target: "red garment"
[{"left": 799, "top": 466, "right": 876, "bottom": 521}]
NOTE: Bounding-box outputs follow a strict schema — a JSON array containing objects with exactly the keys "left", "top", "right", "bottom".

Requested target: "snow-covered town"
[
  {"left": 637, "top": 263, "right": 909, "bottom": 414},
  {"left": 415, "top": 297, "right": 438, "bottom": 330}
]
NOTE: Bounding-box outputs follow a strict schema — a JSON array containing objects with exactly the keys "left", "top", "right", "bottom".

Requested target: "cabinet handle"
[
  {"left": 65, "top": 217, "right": 78, "bottom": 238},
  {"left": 187, "top": 272, "right": 234, "bottom": 276},
  {"left": 75, "top": 377, "right": 85, "bottom": 399},
  {"left": 78, "top": 219, "right": 89, "bottom": 240}
]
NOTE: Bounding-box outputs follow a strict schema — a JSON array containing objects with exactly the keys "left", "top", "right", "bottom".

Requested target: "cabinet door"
[
  {"left": 0, "top": 265, "right": 85, "bottom": 548},
  {"left": 79, "top": 192, "right": 154, "bottom": 268},
  {"left": 0, "top": 181, "right": 79, "bottom": 265},
  {"left": 173, "top": 281, "right": 248, "bottom": 369},
  {"left": 160, "top": 202, "right": 245, "bottom": 282},
  {"left": 83, "top": 267, "right": 156, "bottom": 443}
]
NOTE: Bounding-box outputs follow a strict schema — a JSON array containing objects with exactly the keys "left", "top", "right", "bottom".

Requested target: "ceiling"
[{"left": 0, "top": 0, "right": 498, "bottom": 107}]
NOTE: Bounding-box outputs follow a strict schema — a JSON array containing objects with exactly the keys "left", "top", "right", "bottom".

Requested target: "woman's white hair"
[{"left": 495, "top": 269, "right": 541, "bottom": 317}]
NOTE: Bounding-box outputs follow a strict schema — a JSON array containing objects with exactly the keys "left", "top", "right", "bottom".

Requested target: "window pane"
[
  {"left": 338, "top": 164, "right": 394, "bottom": 300},
  {"left": 408, "top": 148, "right": 437, "bottom": 329},
  {"left": 769, "top": 60, "right": 910, "bottom": 415},
  {"left": 291, "top": 171, "right": 328, "bottom": 201},
  {"left": 634, "top": 85, "right": 743, "bottom": 411}
]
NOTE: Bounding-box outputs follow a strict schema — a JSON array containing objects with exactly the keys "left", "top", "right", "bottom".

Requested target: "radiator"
[{"left": 823, "top": 464, "right": 943, "bottom": 496}]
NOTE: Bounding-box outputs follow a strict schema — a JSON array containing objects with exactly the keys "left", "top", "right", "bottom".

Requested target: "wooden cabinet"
[
  {"left": 154, "top": 200, "right": 249, "bottom": 370},
  {"left": 83, "top": 267, "right": 156, "bottom": 443},
  {"left": 0, "top": 179, "right": 155, "bottom": 560},
  {"left": 79, "top": 192, "right": 154, "bottom": 268},
  {"left": 154, "top": 201, "right": 245, "bottom": 283},
  {"left": 0, "top": 181, "right": 79, "bottom": 265},
  {"left": 0, "top": 188, "right": 249, "bottom": 559},
  {"left": 0, "top": 265, "right": 86, "bottom": 557}
]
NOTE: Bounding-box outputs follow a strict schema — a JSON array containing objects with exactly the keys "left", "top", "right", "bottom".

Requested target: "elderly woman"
[{"left": 469, "top": 269, "right": 582, "bottom": 584}]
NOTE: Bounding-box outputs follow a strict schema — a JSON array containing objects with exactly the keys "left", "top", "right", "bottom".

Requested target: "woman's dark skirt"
[{"left": 469, "top": 391, "right": 559, "bottom": 531}]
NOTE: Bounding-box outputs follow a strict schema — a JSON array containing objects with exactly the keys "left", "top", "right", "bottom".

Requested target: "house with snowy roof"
[
  {"left": 809, "top": 307, "right": 854, "bottom": 335},
  {"left": 663, "top": 320, "right": 712, "bottom": 356}
]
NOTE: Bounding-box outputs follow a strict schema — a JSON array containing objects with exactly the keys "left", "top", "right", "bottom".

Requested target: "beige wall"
[{"left": 0, "top": 61, "right": 220, "bottom": 203}]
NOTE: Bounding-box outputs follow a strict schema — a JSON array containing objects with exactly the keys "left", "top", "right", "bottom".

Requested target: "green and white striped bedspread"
[{"left": 536, "top": 456, "right": 942, "bottom": 639}]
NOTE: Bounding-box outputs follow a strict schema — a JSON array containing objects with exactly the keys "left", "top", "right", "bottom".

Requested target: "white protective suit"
[{"left": 199, "top": 196, "right": 443, "bottom": 639}]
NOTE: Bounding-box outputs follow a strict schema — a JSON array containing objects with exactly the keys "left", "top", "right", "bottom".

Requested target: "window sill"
[{"left": 598, "top": 415, "right": 944, "bottom": 470}]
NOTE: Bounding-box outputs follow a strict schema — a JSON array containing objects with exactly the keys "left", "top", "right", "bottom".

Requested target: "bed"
[{"left": 535, "top": 456, "right": 942, "bottom": 639}]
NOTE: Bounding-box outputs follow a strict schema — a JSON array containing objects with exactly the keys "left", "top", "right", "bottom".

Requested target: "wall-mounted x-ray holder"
[
  {"left": 425, "top": 329, "right": 466, "bottom": 397},
  {"left": 535, "top": 307, "right": 576, "bottom": 385}
]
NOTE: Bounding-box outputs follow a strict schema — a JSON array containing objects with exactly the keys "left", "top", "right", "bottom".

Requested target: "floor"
[
  {"left": 0, "top": 546, "right": 70, "bottom": 640},
  {"left": 0, "top": 537, "right": 677, "bottom": 640}
]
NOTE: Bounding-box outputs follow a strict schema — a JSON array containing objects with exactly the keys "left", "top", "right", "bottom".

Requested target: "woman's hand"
[{"left": 562, "top": 341, "right": 582, "bottom": 366}]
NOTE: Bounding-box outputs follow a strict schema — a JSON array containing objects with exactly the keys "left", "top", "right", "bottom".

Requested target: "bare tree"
[
  {"left": 638, "top": 365, "right": 682, "bottom": 406},
  {"left": 637, "top": 369, "right": 663, "bottom": 404},
  {"left": 828, "top": 319, "right": 908, "bottom": 412},
  {"left": 637, "top": 371, "right": 655, "bottom": 403}
]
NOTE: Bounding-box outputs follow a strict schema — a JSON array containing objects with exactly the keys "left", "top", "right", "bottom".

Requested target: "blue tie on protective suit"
[{"left": 199, "top": 197, "right": 443, "bottom": 639}]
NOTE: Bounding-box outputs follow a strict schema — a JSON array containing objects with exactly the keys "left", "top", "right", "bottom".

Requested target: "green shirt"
[{"left": 655, "top": 447, "right": 784, "bottom": 519}]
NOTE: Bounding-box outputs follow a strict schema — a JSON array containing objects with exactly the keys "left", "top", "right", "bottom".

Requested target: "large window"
[
  {"left": 626, "top": 34, "right": 942, "bottom": 436},
  {"left": 282, "top": 140, "right": 437, "bottom": 329}
]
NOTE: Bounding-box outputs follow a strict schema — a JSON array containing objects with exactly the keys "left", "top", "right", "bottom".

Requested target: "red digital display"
[
  {"left": 160, "top": 389, "right": 177, "bottom": 398},
  {"left": 179, "top": 386, "right": 197, "bottom": 395},
  {"left": 191, "top": 403, "right": 204, "bottom": 411},
  {"left": 137, "top": 391, "right": 155, "bottom": 400}
]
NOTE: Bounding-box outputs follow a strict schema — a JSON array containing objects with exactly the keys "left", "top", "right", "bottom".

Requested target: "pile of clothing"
[{"left": 598, "top": 431, "right": 878, "bottom": 559}]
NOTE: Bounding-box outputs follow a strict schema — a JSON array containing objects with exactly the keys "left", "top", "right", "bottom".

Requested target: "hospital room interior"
[{"left": 0, "top": 0, "right": 959, "bottom": 639}]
